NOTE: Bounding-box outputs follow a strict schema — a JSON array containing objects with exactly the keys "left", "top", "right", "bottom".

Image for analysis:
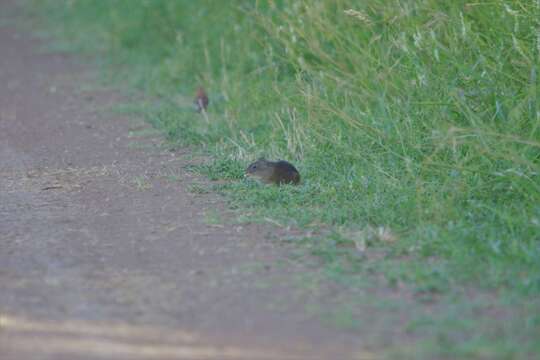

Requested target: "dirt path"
[{"left": 0, "top": 3, "right": 373, "bottom": 360}]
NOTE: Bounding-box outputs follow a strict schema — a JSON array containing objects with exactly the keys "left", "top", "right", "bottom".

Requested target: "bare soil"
[{"left": 0, "top": 2, "right": 374, "bottom": 359}]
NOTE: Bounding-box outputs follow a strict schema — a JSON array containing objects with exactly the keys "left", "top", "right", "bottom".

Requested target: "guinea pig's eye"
[{"left": 253, "top": 165, "right": 257, "bottom": 169}]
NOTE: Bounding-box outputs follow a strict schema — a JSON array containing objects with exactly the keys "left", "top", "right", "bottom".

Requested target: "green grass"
[{"left": 25, "top": 0, "right": 539, "bottom": 358}]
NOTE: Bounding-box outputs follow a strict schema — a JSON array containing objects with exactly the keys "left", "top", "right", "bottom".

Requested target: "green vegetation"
[{"left": 28, "top": 0, "right": 539, "bottom": 358}]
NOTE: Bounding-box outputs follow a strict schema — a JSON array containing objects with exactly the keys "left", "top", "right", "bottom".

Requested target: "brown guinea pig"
[{"left": 246, "top": 158, "right": 300, "bottom": 185}]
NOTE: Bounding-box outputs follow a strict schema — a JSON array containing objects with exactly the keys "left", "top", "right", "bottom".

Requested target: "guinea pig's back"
[{"left": 274, "top": 161, "right": 300, "bottom": 184}]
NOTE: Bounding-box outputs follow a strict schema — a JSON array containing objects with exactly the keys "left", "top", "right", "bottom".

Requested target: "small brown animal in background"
[
  {"left": 194, "top": 87, "right": 209, "bottom": 112},
  {"left": 246, "top": 158, "right": 301, "bottom": 185}
]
